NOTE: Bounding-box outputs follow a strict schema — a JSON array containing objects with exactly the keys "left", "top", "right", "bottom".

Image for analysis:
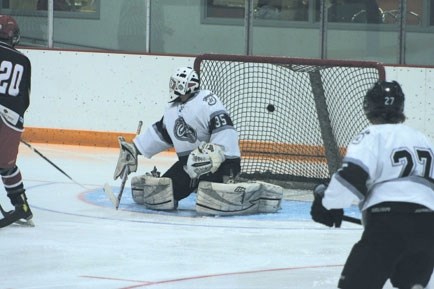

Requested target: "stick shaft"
[
  {"left": 20, "top": 140, "right": 87, "bottom": 189},
  {"left": 115, "top": 168, "right": 129, "bottom": 210},
  {"left": 136, "top": 120, "right": 143, "bottom": 135},
  {"left": 343, "top": 215, "right": 362, "bottom": 225}
]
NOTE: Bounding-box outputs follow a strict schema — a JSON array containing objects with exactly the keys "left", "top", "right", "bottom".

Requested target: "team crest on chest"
[{"left": 174, "top": 117, "right": 197, "bottom": 143}]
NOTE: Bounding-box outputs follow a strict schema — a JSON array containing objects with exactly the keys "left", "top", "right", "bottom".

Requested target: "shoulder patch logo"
[
  {"left": 203, "top": 93, "right": 217, "bottom": 106},
  {"left": 351, "top": 130, "right": 370, "bottom": 145},
  {"left": 174, "top": 117, "right": 197, "bottom": 143}
]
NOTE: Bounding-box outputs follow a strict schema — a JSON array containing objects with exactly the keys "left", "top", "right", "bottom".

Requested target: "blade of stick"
[{"left": 103, "top": 183, "right": 118, "bottom": 207}]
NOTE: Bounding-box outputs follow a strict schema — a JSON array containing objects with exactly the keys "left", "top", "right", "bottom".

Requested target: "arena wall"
[{"left": 20, "top": 49, "right": 434, "bottom": 146}]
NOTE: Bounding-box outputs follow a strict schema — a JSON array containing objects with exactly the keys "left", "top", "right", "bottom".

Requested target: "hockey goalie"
[
  {"left": 126, "top": 142, "right": 283, "bottom": 215},
  {"left": 113, "top": 66, "right": 283, "bottom": 215}
]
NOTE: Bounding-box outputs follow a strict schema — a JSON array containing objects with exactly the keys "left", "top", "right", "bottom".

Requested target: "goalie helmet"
[
  {"left": 0, "top": 15, "right": 20, "bottom": 46},
  {"left": 363, "top": 80, "right": 405, "bottom": 123},
  {"left": 169, "top": 67, "right": 200, "bottom": 102}
]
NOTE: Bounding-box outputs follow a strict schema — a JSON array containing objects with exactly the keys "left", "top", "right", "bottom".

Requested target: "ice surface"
[{"left": 0, "top": 144, "right": 431, "bottom": 289}]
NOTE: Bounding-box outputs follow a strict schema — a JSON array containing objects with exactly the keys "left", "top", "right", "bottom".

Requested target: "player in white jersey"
[
  {"left": 310, "top": 80, "right": 434, "bottom": 289},
  {"left": 113, "top": 67, "right": 241, "bottom": 210}
]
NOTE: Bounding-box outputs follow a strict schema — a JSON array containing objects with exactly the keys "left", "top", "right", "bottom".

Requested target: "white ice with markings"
[{"left": 0, "top": 143, "right": 432, "bottom": 289}]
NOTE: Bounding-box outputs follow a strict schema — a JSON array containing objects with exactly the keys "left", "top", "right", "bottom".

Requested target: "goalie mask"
[
  {"left": 363, "top": 80, "right": 405, "bottom": 123},
  {"left": 0, "top": 15, "right": 20, "bottom": 46},
  {"left": 169, "top": 67, "right": 200, "bottom": 102}
]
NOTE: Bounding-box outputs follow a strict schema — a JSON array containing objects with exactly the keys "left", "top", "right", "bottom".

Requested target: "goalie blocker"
[{"left": 131, "top": 175, "right": 283, "bottom": 215}]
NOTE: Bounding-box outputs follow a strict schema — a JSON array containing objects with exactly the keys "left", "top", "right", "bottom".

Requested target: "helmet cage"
[{"left": 168, "top": 67, "right": 199, "bottom": 102}]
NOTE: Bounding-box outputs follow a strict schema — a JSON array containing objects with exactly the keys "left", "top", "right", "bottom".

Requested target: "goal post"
[{"left": 194, "top": 54, "right": 385, "bottom": 188}]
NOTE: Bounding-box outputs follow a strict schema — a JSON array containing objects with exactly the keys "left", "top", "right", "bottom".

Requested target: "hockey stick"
[
  {"left": 20, "top": 139, "right": 87, "bottom": 189},
  {"left": 114, "top": 164, "right": 129, "bottom": 210},
  {"left": 103, "top": 121, "right": 143, "bottom": 209},
  {"left": 342, "top": 214, "right": 362, "bottom": 225}
]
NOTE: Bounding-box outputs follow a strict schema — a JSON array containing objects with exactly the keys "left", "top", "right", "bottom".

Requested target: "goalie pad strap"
[
  {"left": 131, "top": 175, "right": 177, "bottom": 210},
  {"left": 196, "top": 181, "right": 283, "bottom": 216}
]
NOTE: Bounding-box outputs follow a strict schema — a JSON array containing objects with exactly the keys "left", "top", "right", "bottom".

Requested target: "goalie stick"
[
  {"left": 103, "top": 121, "right": 143, "bottom": 209},
  {"left": 0, "top": 204, "right": 35, "bottom": 228}
]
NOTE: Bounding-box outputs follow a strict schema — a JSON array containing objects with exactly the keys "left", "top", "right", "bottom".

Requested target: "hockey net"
[{"left": 194, "top": 54, "right": 385, "bottom": 189}]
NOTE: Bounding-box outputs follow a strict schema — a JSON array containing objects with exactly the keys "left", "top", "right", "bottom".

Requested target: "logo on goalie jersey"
[{"left": 174, "top": 116, "right": 197, "bottom": 143}]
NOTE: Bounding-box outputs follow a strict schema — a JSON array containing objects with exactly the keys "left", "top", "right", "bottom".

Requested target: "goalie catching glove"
[
  {"left": 184, "top": 142, "right": 225, "bottom": 179},
  {"left": 113, "top": 136, "right": 138, "bottom": 180},
  {"left": 310, "top": 184, "right": 343, "bottom": 228}
]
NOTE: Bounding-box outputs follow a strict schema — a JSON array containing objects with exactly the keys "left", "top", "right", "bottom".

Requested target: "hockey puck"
[{"left": 267, "top": 104, "right": 275, "bottom": 112}]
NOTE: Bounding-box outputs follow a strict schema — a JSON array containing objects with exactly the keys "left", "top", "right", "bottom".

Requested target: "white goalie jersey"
[
  {"left": 133, "top": 90, "right": 240, "bottom": 162},
  {"left": 323, "top": 123, "right": 434, "bottom": 212}
]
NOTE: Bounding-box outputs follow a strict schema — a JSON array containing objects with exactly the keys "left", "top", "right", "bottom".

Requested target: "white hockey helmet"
[{"left": 169, "top": 67, "right": 200, "bottom": 102}]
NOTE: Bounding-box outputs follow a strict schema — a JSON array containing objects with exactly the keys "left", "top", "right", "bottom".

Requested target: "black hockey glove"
[{"left": 310, "top": 184, "right": 344, "bottom": 228}]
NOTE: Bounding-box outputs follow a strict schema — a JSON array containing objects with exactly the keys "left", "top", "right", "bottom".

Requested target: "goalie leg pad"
[
  {"left": 131, "top": 175, "right": 177, "bottom": 210},
  {"left": 196, "top": 181, "right": 283, "bottom": 216},
  {"left": 255, "top": 181, "right": 284, "bottom": 213}
]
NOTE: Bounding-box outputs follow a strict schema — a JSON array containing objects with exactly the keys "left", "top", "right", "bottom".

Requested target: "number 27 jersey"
[{"left": 323, "top": 123, "right": 434, "bottom": 211}]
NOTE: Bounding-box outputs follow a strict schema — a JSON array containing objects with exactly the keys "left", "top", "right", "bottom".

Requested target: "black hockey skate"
[{"left": 0, "top": 202, "right": 34, "bottom": 228}]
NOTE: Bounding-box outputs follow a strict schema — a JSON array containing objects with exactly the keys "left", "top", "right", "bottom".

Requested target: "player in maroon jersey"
[{"left": 0, "top": 15, "right": 33, "bottom": 227}]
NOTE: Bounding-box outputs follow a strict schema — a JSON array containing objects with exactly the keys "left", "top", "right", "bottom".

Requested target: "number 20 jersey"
[
  {"left": 323, "top": 123, "right": 434, "bottom": 211},
  {"left": 0, "top": 41, "right": 31, "bottom": 131}
]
